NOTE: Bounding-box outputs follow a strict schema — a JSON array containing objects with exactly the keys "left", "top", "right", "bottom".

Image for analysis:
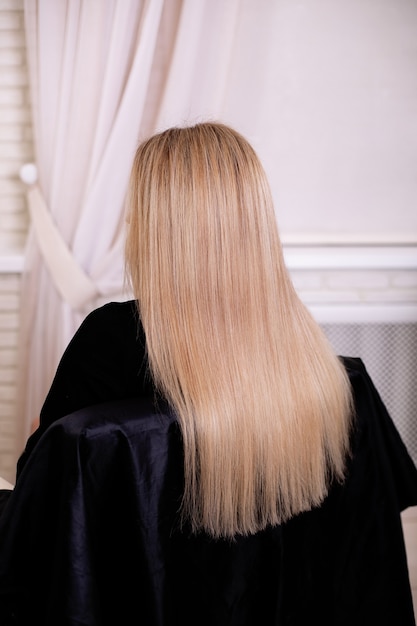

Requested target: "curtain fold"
[
  {"left": 26, "top": 185, "right": 98, "bottom": 309},
  {"left": 155, "top": 0, "right": 240, "bottom": 130},
  {"left": 17, "top": 0, "right": 168, "bottom": 452}
]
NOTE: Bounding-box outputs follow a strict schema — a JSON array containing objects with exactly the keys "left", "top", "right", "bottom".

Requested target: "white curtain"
[
  {"left": 17, "top": 0, "right": 279, "bottom": 454},
  {"left": 18, "top": 0, "right": 167, "bottom": 450}
]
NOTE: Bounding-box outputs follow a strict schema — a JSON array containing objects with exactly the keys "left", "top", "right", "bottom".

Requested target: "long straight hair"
[{"left": 125, "top": 122, "right": 353, "bottom": 539}]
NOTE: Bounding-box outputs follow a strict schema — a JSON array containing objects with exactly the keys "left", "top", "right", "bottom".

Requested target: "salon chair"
[{"left": 0, "top": 394, "right": 415, "bottom": 625}]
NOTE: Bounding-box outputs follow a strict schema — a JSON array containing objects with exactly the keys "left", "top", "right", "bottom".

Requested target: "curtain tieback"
[{"left": 26, "top": 183, "right": 99, "bottom": 310}]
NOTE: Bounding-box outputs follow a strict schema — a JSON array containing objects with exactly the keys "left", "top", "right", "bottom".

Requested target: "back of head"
[{"left": 126, "top": 122, "right": 353, "bottom": 539}]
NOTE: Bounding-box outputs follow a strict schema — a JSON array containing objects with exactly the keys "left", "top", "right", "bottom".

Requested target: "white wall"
[
  {"left": 0, "top": 0, "right": 32, "bottom": 482},
  {"left": 0, "top": 0, "right": 31, "bottom": 251},
  {"left": 224, "top": 0, "right": 417, "bottom": 243}
]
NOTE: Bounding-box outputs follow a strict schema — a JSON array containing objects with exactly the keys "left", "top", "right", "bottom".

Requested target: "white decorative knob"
[{"left": 19, "top": 163, "right": 38, "bottom": 185}]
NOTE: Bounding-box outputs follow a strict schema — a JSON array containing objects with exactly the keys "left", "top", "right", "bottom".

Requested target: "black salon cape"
[{"left": 0, "top": 358, "right": 417, "bottom": 626}]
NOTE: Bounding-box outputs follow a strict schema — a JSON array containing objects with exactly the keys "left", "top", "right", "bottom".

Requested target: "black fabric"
[
  {"left": 0, "top": 358, "right": 417, "bottom": 625},
  {"left": 0, "top": 492, "right": 11, "bottom": 520},
  {"left": 16, "top": 300, "right": 154, "bottom": 480}
]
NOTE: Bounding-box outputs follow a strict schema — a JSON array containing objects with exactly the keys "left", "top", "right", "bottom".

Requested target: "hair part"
[{"left": 125, "top": 122, "right": 353, "bottom": 538}]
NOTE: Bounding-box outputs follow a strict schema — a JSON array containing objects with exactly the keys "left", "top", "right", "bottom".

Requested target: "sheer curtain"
[
  {"left": 17, "top": 0, "right": 278, "bottom": 454},
  {"left": 18, "top": 0, "right": 167, "bottom": 450}
]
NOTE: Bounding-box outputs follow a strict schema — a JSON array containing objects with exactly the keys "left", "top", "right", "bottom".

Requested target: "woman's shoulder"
[
  {"left": 339, "top": 354, "right": 417, "bottom": 511},
  {"left": 339, "top": 356, "right": 377, "bottom": 392},
  {"left": 75, "top": 300, "right": 142, "bottom": 343},
  {"left": 83, "top": 299, "right": 139, "bottom": 324},
  {"left": 339, "top": 355, "right": 366, "bottom": 375}
]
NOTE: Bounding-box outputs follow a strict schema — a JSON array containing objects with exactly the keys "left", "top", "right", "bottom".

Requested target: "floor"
[{"left": 402, "top": 505, "right": 417, "bottom": 616}]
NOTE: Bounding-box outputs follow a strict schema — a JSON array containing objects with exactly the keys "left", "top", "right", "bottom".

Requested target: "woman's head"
[
  {"left": 126, "top": 122, "right": 286, "bottom": 334},
  {"left": 125, "top": 122, "right": 352, "bottom": 539}
]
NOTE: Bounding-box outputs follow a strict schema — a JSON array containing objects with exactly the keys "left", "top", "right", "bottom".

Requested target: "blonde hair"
[{"left": 125, "top": 122, "right": 353, "bottom": 539}]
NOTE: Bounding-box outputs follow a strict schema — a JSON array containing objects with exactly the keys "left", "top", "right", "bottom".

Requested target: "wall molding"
[
  {"left": 309, "top": 303, "right": 417, "bottom": 324},
  {"left": 0, "top": 253, "right": 25, "bottom": 273},
  {"left": 281, "top": 233, "right": 417, "bottom": 246},
  {"left": 1, "top": 244, "right": 416, "bottom": 273},
  {"left": 283, "top": 245, "right": 417, "bottom": 271}
]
